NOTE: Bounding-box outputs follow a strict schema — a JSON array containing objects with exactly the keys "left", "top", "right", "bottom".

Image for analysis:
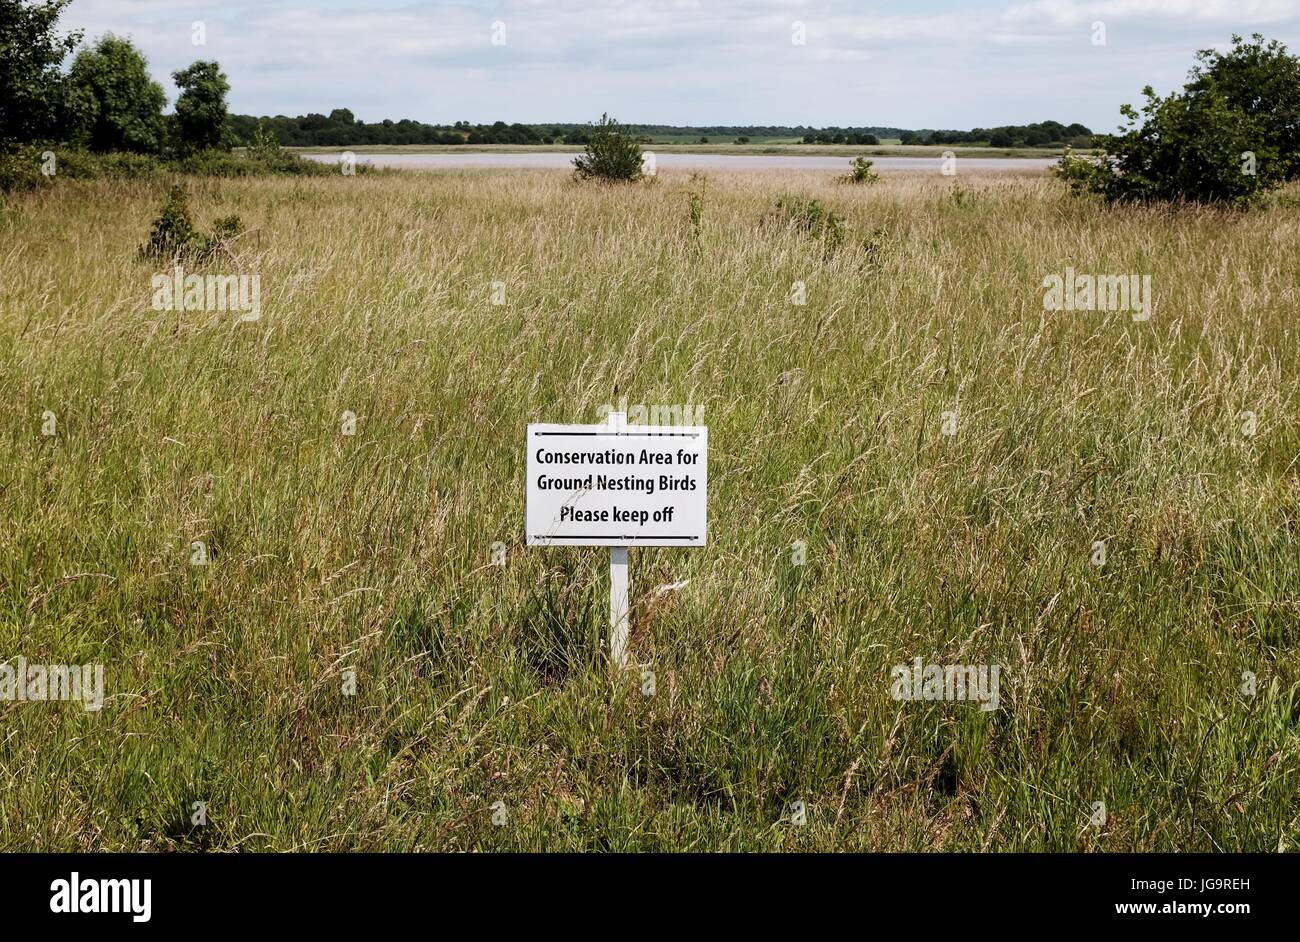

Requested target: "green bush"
[
  {"left": 0, "top": 145, "right": 163, "bottom": 191},
  {"left": 1187, "top": 34, "right": 1300, "bottom": 180},
  {"left": 0, "top": 147, "right": 54, "bottom": 192},
  {"left": 139, "top": 185, "right": 243, "bottom": 263},
  {"left": 54, "top": 148, "right": 161, "bottom": 180},
  {"left": 1, "top": 144, "right": 336, "bottom": 191},
  {"left": 1, "top": 141, "right": 339, "bottom": 192},
  {"left": 572, "top": 114, "right": 643, "bottom": 182},
  {"left": 838, "top": 156, "right": 880, "bottom": 185},
  {"left": 167, "top": 145, "right": 337, "bottom": 178},
  {"left": 767, "top": 195, "right": 845, "bottom": 254},
  {"left": 1056, "top": 35, "right": 1296, "bottom": 205}
]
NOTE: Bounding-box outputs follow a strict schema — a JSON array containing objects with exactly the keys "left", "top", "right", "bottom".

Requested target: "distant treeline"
[
  {"left": 228, "top": 112, "right": 1093, "bottom": 148},
  {"left": 228, "top": 111, "right": 564, "bottom": 146},
  {"left": 899, "top": 121, "right": 1093, "bottom": 148}
]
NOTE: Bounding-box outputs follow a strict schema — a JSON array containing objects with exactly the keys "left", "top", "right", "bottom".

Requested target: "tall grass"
[{"left": 0, "top": 169, "right": 1296, "bottom": 850}]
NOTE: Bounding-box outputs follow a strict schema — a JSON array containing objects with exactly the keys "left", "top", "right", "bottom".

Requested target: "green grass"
[{"left": 0, "top": 169, "right": 1297, "bottom": 851}]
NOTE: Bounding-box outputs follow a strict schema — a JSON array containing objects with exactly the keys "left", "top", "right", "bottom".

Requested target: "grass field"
[
  {"left": 289, "top": 142, "right": 1078, "bottom": 158},
  {"left": 1, "top": 168, "right": 1298, "bottom": 851}
]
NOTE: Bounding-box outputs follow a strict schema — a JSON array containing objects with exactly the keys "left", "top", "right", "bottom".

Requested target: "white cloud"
[{"left": 58, "top": 0, "right": 1300, "bottom": 130}]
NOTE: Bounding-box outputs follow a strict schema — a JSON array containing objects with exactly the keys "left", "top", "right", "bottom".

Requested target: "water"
[{"left": 303, "top": 152, "right": 1057, "bottom": 173}]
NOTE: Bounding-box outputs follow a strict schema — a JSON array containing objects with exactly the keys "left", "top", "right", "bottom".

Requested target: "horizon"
[{"left": 67, "top": 0, "right": 1300, "bottom": 135}]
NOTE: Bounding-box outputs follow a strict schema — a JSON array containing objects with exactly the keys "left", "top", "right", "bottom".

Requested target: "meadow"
[{"left": 0, "top": 167, "right": 1297, "bottom": 851}]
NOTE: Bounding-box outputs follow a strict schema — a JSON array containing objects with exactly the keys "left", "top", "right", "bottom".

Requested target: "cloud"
[{"left": 59, "top": 0, "right": 1300, "bottom": 130}]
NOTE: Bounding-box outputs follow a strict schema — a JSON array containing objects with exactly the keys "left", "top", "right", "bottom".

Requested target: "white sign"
[{"left": 526, "top": 423, "right": 707, "bottom": 546}]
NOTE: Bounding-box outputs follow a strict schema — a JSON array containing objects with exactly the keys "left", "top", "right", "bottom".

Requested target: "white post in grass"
[
  {"left": 610, "top": 545, "right": 630, "bottom": 670},
  {"left": 524, "top": 409, "right": 706, "bottom": 674},
  {"left": 608, "top": 410, "right": 630, "bottom": 669}
]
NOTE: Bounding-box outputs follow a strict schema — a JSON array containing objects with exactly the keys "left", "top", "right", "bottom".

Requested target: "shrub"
[
  {"left": 55, "top": 148, "right": 161, "bottom": 180},
  {"left": 140, "top": 185, "right": 198, "bottom": 259},
  {"left": 860, "top": 225, "right": 892, "bottom": 268},
  {"left": 210, "top": 214, "right": 243, "bottom": 242},
  {"left": 1, "top": 142, "right": 332, "bottom": 191},
  {"left": 1186, "top": 34, "right": 1300, "bottom": 180},
  {"left": 176, "top": 145, "right": 335, "bottom": 177},
  {"left": 766, "top": 195, "right": 844, "bottom": 254},
  {"left": 838, "top": 156, "right": 880, "bottom": 185},
  {"left": 1056, "top": 35, "right": 1297, "bottom": 205},
  {"left": 1059, "top": 88, "right": 1283, "bottom": 205},
  {"left": 248, "top": 123, "right": 282, "bottom": 163},
  {"left": 139, "top": 185, "right": 243, "bottom": 263},
  {"left": 0, "top": 147, "right": 54, "bottom": 192},
  {"left": 949, "top": 181, "right": 974, "bottom": 209},
  {"left": 572, "top": 114, "right": 643, "bottom": 182},
  {"left": 1, "top": 146, "right": 171, "bottom": 192}
]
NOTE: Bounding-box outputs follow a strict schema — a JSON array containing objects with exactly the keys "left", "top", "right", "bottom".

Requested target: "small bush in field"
[
  {"left": 139, "top": 185, "right": 244, "bottom": 262},
  {"left": 839, "top": 156, "right": 880, "bottom": 185},
  {"left": 572, "top": 114, "right": 643, "bottom": 182},
  {"left": 766, "top": 195, "right": 845, "bottom": 254}
]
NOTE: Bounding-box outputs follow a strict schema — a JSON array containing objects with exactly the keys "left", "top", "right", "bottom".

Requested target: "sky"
[{"left": 66, "top": 0, "right": 1300, "bottom": 132}]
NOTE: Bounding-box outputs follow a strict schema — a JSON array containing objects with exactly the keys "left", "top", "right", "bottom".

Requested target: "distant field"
[
  {"left": 2, "top": 169, "right": 1297, "bottom": 851},
  {"left": 289, "top": 142, "right": 1083, "bottom": 159}
]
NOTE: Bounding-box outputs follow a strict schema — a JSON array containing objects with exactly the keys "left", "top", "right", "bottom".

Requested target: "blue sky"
[{"left": 69, "top": 1, "right": 1300, "bottom": 131}]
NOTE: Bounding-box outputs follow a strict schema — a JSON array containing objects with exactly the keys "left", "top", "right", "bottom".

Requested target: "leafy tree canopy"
[
  {"left": 66, "top": 34, "right": 166, "bottom": 153},
  {"left": 0, "top": 0, "right": 82, "bottom": 146}
]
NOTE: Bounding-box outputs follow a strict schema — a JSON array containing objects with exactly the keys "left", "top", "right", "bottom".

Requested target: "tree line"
[
  {"left": 227, "top": 115, "right": 1093, "bottom": 149},
  {"left": 227, "top": 113, "right": 569, "bottom": 147},
  {"left": 899, "top": 122, "right": 1093, "bottom": 148},
  {"left": 226, "top": 116, "right": 879, "bottom": 147}
]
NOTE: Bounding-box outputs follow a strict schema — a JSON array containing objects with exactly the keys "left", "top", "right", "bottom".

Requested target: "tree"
[
  {"left": 67, "top": 34, "right": 166, "bottom": 152},
  {"left": 1055, "top": 85, "right": 1282, "bottom": 204},
  {"left": 1186, "top": 33, "right": 1300, "bottom": 179},
  {"left": 0, "top": 0, "right": 82, "bottom": 146},
  {"left": 173, "top": 60, "right": 230, "bottom": 152},
  {"left": 1056, "top": 36, "right": 1297, "bottom": 204},
  {"left": 572, "top": 114, "right": 643, "bottom": 182}
]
